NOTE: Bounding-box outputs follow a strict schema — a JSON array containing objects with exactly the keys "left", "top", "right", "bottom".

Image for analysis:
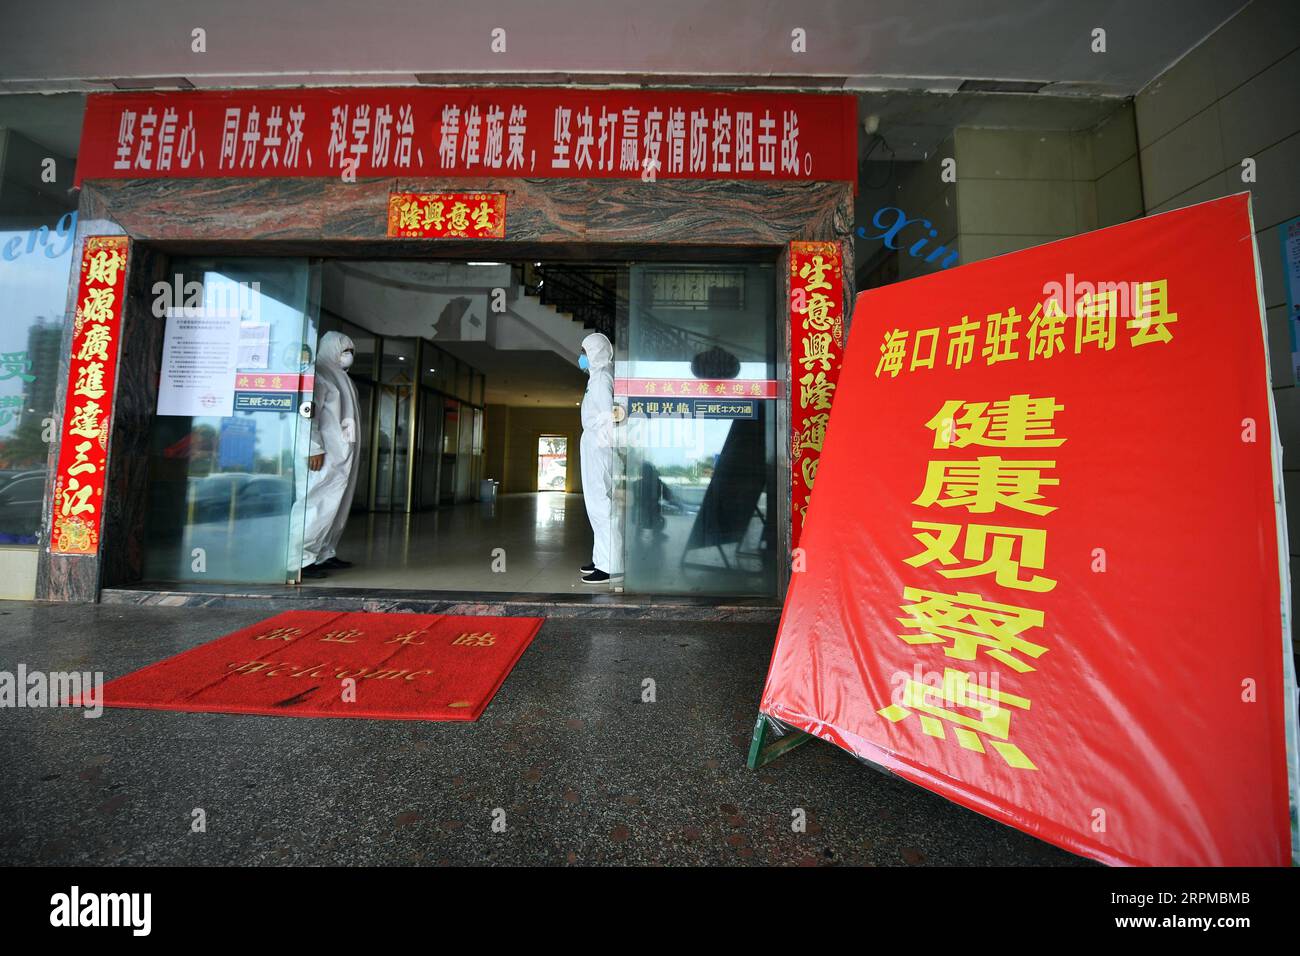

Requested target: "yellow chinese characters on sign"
[
  {"left": 387, "top": 192, "right": 507, "bottom": 239},
  {"left": 878, "top": 392, "right": 1066, "bottom": 771},
  {"left": 873, "top": 282, "right": 1179, "bottom": 380}
]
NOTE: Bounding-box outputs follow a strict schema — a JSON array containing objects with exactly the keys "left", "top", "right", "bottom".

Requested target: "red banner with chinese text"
[
  {"left": 388, "top": 192, "right": 507, "bottom": 238},
  {"left": 790, "top": 241, "right": 845, "bottom": 550},
  {"left": 615, "top": 377, "right": 778, "bottom": 399},
  {"left": 74, "top": 88, "right": 857, "bottom": 187},
  {"left": 50, "top": 236, "right": 129, "bottom": 556},
  {"left": 761, "top": 195, "right": 1298, "bottom": 866}
]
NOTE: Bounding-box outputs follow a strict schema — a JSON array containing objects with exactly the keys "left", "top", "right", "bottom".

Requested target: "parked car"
[
  {"left": 0, "top": 471, "right": 46, "bottom": 541},
  {"left": 237, "top": 475, "right": 293, "bottom": 518},
  {"left": 190, "top": 472, "right": 293, "bottom": 524}
]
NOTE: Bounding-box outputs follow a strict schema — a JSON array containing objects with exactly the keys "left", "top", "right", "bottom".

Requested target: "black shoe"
[
  {"left": 581, "top": 569, "right": 611, "bottom": 584},
  {"left": 579, "top": 562, "right": 596, "bottom": 573},
  {"left": 301, "top": 564, "right": 329, "bottom": 579},
  {"left": 321, "top": 557, "right": 353, "bottom": 569}
]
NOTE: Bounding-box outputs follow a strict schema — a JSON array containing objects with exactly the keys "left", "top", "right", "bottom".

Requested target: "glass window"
[
  {"left": 456, "top": 361, "right": 471, "bottom": 402},
  {"left": 0, "top": 211, "right": 78, "bottom": 545},
  {"left": 422, "top": 344, "right": 451, "bottom": 393},
  {"left": 379, "top": 335, "right": 415, "bottom": 384},
  {"left": 455, "top": 395, "right": 474, "bottom": 501}
]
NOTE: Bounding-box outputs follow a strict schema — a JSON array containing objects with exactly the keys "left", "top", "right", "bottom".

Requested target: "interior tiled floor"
[
  {"left": 315, "top": 492, "right": 773, "bottom": 597},
  {"left": 318, "top": 493, "right": 602, "bottom": 593}
]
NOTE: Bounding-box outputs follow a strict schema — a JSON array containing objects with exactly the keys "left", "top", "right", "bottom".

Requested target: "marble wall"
[{"left": 37, "top": 174, "right": 854, "bottom": 602}]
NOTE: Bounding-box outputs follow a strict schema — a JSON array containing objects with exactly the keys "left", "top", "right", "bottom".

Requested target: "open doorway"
[
  {"left": 536, "top": 435, "right": 568, "bottom": 492},
  {"left": 304, "top": 258, "right": 600, "bottom": 593}
]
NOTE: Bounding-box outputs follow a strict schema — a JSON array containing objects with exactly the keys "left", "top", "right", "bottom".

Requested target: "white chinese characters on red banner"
[
  {"left": 50, "top": 236, "right": 129, "bottom": 555},
  {"left": 790, "top": 241, "right": 845, "bottom": 551},
  {"left": 75, "top": 88, "right": 857, "bottom": 186}
]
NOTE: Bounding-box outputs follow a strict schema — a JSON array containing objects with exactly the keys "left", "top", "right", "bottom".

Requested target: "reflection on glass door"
[
  {"left": 439, "top": 399, "right": 459, "bottom": 505},
  {"left": 617, "top": 263, "right": 778, "bottom": 596},
  {"left": 417, "top": 387, "right": 443, "bottom": 508},
  {"left": 140, "top": 258, "right": 319, "bottom": 584},
  {"left": 372, "top": 338, "right": 414, "bottom": 511}
]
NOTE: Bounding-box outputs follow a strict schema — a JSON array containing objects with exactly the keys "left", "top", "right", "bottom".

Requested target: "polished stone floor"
[
  {"left": 0, "top": 601, "right": 1087, "bottom": 866},
  {"left": 316, "top": 492, "right": 771, "bottom": 597},
  {"left": 319, "top": 493, "right": 596, "bottom": 592}
]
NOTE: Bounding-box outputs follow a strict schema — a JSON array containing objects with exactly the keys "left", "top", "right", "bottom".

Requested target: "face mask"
[
  {"left": 339, "top": 350, "right": 355, "bottom": 370},
  {"left": 578, "top": 354, "right": 590, "bottom": 371}
]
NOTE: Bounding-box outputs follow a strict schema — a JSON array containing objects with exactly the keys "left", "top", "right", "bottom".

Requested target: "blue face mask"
[{"left": 578, "top": 354, "right": 590, "bottom": 371}]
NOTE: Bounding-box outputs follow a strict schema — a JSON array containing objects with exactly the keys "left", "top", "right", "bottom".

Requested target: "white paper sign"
[
  {"left": 157, "top": 308, "right": 241, "bottom": 417},
  {"left": 238, "top": 322, "right": 271, "bottom": 369}
]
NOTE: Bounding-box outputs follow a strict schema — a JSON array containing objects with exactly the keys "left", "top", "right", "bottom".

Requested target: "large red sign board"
[
  {"left": 760, "top": 195, "right": 1299, "bottom": 866},
  {"left": 75, "top": 88, "right": 857, "bottom": 187}
]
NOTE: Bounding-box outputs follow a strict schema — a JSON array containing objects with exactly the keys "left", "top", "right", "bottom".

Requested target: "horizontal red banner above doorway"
[
  {"left": 75, "top": 87, "right": 858, "bottom": 187},
  {"left": 388, "top": 192, "right": 507, "bottom": 238}
]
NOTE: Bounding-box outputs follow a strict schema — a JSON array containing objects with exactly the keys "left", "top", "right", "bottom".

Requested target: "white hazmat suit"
[
  {"left": 301, "top": 331, "right": 361, "bottom": 569},
  {"left": 580, "top": 332, "right": 622, "bottom": 576}
]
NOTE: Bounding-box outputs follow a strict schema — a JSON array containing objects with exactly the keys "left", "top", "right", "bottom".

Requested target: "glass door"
[
  {"left": 140, "top": 257, "right": 320, "bottom": 585},
  {"left": 439, "top": 399, "right": 459, "bottom": 505},
  {"left": 617, "top": 262, "right": 778, "bottom": 596},
  {"left": 417, "top": 386, "right": 443, "bottom": 508},
  {"left": 372, "top": 337, "right": 415, "bottom": 511}
]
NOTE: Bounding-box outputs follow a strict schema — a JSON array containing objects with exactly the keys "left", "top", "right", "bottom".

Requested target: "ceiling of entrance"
[
  {"left": 440, "top": 343, "right": 586, "bottom": 409},
  {"left": 321, "top": 260, "right": 589, "bottom": 408},
  {"left": 1, "top": 1, "right": 1245, "bottom": 97}
]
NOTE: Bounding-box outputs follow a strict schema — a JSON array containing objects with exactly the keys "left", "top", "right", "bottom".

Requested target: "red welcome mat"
[{"left": 94, "top": 611, "right": 544, "bottom": 721}]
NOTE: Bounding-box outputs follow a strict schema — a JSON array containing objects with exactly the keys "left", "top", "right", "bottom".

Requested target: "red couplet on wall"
[
  {"left": 789, "top": 241, "right": 846, "bottom": 550},
  {"left": 50, "top": 236, "right": 129, "bottom": 555},
  {"left": 760, "top": 194, "right": 1299, "bottom": 866},
  {"left": 74, "top": 88, "right": 858, "bottom": 186}
]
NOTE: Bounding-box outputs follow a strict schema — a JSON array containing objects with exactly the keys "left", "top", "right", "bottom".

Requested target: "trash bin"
[{"left": 479, "top": 478, "right": 499, "bottom": 502}]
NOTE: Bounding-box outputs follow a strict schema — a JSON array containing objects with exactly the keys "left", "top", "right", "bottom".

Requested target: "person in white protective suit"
[
  {"left": 300, "top": 331, "right": 361, "bottom": 578},
  {"left": 578, "top": 332, "right": 622, "bottom": 583}
]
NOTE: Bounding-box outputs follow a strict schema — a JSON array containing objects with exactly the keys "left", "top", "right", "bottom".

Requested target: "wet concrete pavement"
[{"left": 0, "top": 601, "right": 1086, "bottom": 866}]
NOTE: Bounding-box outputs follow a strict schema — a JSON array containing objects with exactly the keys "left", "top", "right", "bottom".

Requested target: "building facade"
[{"left": 1, "top": 0, "right": 1296, "bottom": 634}]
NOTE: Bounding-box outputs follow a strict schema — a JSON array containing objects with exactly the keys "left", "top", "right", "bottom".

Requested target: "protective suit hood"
[
  {"left": 582, "top": 332, "right": 613, "bottom": 371},
  {"left": 317, "top": 331, "right": 356, "bottom": 370}
]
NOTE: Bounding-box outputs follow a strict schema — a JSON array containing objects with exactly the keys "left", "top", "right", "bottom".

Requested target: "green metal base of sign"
[{"left": 746, "top": 713, "right": 813, "bottom": 769}]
